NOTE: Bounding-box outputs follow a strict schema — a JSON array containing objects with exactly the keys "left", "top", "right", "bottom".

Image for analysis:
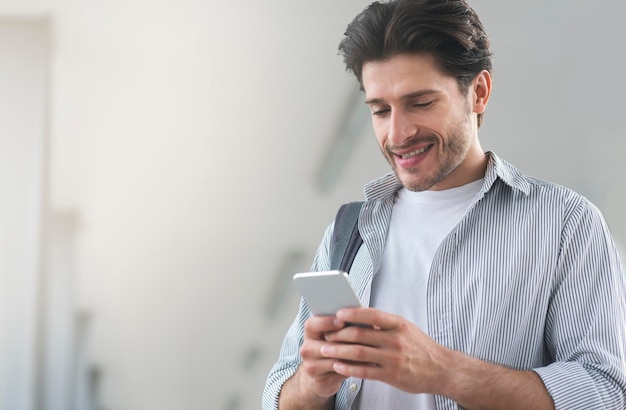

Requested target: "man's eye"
[
  {"left": 413, "top": 101, "right": 433, "bottom": 108},
  {"left": 372, "top": 108, "right": 390, "bottom": 116}
]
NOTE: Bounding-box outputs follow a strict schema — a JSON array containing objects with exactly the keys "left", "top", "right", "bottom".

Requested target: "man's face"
[{"left": 362, "top": 53, "right": 488, "bottom": 192}]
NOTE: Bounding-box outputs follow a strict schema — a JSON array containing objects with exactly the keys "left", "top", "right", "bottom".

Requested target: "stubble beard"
[{"left": 384, "top": 122, "right": 472, "bottom": 192}]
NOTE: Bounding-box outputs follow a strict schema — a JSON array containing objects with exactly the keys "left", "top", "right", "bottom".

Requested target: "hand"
[
  {"left": 315, "top": 308, "right": 554, "bottom": 410},
  {"left": 319, "top": 307, "right": 449, "bottom": 395},
  {"left": 296, "top": 315, "right": 352, "bottom": 400}
]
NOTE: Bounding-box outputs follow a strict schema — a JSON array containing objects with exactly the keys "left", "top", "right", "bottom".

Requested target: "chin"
[
  {"left": 397, "top": 173, "right": 431, "bottom": 192},
  {"left": 402, "top": 183, "right": 431, "bottom": 192}
]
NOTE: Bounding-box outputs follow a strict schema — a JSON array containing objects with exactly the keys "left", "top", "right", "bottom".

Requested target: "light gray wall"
[
  {"left": 0, "top": 18, "right": 49, "bottom": 410},
  {"left": 473, "top": 0, "right": 625, "bottom": 249},
  {"left": 0, "top": 1, "right": 623, "bottom": 410}
]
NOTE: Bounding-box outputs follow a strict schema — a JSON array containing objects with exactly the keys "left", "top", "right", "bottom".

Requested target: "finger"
[
  {"left": 323, "top": 324, "right": 382, "bottom": 347},
  {"left": 332, "top": 359, "right": 387, "bottom": 381},
  {"left": 300, "top": 355, "right": 342, "bottom": 376},
  {"left": 320, "top": 342, "right": 387, "bottom": 367},
  {"left": 301, "top": 339, "right": 331, "bottom": 360},
  {"left": 302, "top": 338, "right": 356, "bottom": 365},
  {"left": 300, "top": 341, "right": 357, "bottom": 394},
  {"left": 304, "top": 315, "right": 346, "bottom": 339},
  {"left": 336, "top": 307, "right": 401, "bottom": 331}
]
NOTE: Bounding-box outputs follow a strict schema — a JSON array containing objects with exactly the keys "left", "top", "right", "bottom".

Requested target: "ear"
[{"left": 472, "top": 70, "right": 492, "bottom": 114}]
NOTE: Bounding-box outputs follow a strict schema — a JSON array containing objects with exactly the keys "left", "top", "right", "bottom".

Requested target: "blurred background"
[{"left": 1, "top": 0, "right": 624, "bottom": 409}]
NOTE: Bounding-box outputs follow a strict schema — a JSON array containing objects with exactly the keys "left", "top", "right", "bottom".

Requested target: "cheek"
[{"left": 372, "top": 122, "right": 388, "bottom": 148}]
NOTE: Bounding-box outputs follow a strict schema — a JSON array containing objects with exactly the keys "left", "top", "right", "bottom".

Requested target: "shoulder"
[{"left": 488, "top": 151, "right": 595, "bottom": 214}]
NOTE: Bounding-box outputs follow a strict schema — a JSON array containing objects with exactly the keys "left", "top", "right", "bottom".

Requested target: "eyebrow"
[{"left": 364, "top": 89, "right": 441, "bottom": 105}]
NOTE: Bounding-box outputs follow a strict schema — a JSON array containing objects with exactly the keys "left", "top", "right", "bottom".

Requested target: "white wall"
[
  {"left": 1, "top": 1, "right": 624, "bottom": 410},
  {"left": 0, "top": 17, "right": 49, "bottom": 410},
  {"left": 473, "top": 0, "right": 626, "bottom": 251}
]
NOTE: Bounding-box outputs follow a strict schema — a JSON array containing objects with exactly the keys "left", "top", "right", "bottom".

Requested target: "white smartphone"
[{"left": 293, "top": 270, "right": 363, "bottom": 316}]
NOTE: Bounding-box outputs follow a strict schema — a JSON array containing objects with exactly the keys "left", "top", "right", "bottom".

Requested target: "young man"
[{"left": 263, "top": 1, "right": 626, "bottom": 409}]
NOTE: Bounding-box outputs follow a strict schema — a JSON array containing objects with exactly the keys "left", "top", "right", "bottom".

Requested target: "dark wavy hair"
[{"left": 338, "top": 0, "right": 493, "bottom": 125}]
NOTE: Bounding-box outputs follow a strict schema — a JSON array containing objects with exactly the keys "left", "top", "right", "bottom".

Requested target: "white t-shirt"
[{"left": 354, "top": 179, "right": 483, "bottom": 410}]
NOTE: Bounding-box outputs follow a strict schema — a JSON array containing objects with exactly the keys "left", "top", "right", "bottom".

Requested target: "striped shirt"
[{"left": 263, "top": 151, "right": 626, "bottom": 410}]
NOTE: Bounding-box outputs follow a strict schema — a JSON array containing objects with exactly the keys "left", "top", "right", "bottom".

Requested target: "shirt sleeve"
[
  {"left": 533, "top": 196, "right": 626, "bottom": 409},
  {"left": 262, "top": 224, "right": 334, "bottom": 410}
]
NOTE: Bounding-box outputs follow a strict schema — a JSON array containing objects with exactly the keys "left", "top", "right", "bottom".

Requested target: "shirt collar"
[
  {"left": 363, "top": 151, "right": 531, "bottom": 201},
  {"left": 484, "top": 151, "right": 531, "bottom": 196}
]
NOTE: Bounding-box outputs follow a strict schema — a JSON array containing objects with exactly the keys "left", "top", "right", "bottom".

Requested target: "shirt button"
[{"left": 350, "top": 383, "right": 357, "bottom": 392}]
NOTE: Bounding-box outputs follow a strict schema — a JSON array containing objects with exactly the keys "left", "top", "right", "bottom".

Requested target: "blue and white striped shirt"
[{"left": 263, "top": 152, "right": 626, "bottom": 409}]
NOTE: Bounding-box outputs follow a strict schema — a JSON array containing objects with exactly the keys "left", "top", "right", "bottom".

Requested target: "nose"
[{"left": 388, "top": 110, "right": 417, "bottom": 146}]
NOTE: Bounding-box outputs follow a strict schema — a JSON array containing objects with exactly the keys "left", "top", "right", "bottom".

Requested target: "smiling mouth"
[{"left": 400, "top": 144, "right": 433, "bottom": 159}]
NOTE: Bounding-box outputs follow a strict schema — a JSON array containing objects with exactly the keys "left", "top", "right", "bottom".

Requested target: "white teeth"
[{"left": 401, "top": 145, "right": 430, "bottom": 159}]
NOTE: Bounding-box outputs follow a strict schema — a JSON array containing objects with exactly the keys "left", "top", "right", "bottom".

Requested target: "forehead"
[{"left": 362, "top": 53, "right": 459, "bottom": 100}]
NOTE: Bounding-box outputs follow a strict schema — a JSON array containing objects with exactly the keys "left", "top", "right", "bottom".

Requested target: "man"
[{"left": 263, "top": 0, "right": 626, "bottom": 409}]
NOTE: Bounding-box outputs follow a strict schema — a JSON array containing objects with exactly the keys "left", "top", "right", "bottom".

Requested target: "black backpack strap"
[{"left": 330, "top": 201, "right": 364, "bottom": 273}]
